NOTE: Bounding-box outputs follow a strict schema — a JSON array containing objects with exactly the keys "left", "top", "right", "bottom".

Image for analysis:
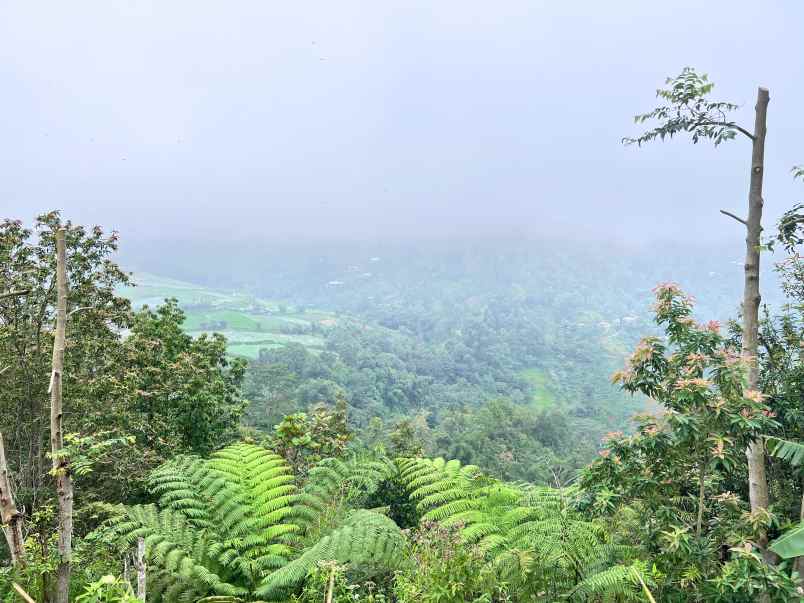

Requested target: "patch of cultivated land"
[
  {"left": 120, "top": 273, "right": 332, "bottom": 358},
  {"left": 519, "top": 368, "right": 558, "bottom": 410}
]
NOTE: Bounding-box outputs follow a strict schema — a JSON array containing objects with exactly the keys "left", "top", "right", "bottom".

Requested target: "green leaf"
[
  {"left": 768, "top": 522, "right": 804, "bottom": 559},
  {"left": 766, "top": 437, "right": 804, "bottom": 467}
]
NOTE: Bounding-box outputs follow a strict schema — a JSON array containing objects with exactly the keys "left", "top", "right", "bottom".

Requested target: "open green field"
[
  {"left": 119, "top": 273, "right": 334, "bottom": 358},
  {"left": 119, "top": 273, "right": 246, "bottom": 308},
  {"left": 519, "top": 368, "right": 558, "bottom": 410}
]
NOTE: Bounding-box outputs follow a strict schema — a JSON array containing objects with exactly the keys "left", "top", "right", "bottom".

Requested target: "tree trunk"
[
  {"left": 50, "top": 228, "right": 73, "bottom": 603},
  {"left": 0, "top": 431, "right": 26, "bottom": 566},
  {"left": 741, "top": 88, "right": 770, "bottom": 539}
]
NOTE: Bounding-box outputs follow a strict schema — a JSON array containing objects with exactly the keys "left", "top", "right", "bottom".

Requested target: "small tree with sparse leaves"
[{"left": 581, "top": 284, "right": 787, "bottom": 599}]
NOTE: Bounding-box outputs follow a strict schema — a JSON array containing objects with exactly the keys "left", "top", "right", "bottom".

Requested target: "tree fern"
[
  {"left": 397, "top": 455, "right": 640, "bottom": 600},
  {"left": 109, "top": 443, "right": 405, "bottom": 602},
  {"left": 108, "top": 505, "right": 246, "bottom": 602}
]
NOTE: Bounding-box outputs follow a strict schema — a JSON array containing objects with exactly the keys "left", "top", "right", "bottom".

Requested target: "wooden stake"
[
  {"left": 136, "top": 537, "right": 147, "bottom": 601},
  {"left": 325, "top": 565, "right": 335, "bottom": 603},
  {"left": 12, "top": 583, "right": 36, "bottom": 603}
]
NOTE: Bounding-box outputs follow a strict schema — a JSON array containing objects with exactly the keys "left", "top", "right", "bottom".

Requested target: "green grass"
[
  {"left": 520, "top": 368, "right": 558, "bottom": 411},
  {"left": 183, "top": 309, "right": 262, "bottom": 331},
  {"left": 181, "top": 309, "right": 331, "bottom": 333}
]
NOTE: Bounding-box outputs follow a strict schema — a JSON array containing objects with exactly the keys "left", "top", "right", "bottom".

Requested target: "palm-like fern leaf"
[
  {"left": 302, "top": 453, "right": 396, "bottom": 509},
  {"left": 570, "top": 563, "right": 643, "bottom": 601},
  {"left": 255, "top": 510, "right": 405, "bottom": 599}
]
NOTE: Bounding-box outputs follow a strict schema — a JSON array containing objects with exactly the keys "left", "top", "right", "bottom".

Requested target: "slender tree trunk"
[
  {"left": 696, "top": 459, "right": 707, "bottom": 537},
  {"left": 741, "top": 88, "right": 771, "bottom": 543},
  {"left": 0, "top": 431, "right": 26, "bottom": 566},
  {"left": 50, "top": 228, "right": 73, "bottom": 603}
]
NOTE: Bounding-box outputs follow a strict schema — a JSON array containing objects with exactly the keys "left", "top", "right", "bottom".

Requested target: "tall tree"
[
  {"left": 50, "top": 228, "right": 73, "bottom": 603},
  {"left": 625, "top": 68, "right": 772, "bottom": 550},
  {"left": 0, "top": 213, "right": 131, "bottom": 513}
]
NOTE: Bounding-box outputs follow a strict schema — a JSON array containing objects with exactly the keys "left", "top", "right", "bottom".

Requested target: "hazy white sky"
[{"left": 1, "top": 1, "right": 802, "bottom": 245}]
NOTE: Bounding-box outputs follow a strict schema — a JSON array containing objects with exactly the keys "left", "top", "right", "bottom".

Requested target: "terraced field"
[{"left": 119, "top": 273, "right": 333, "bottom": 358}]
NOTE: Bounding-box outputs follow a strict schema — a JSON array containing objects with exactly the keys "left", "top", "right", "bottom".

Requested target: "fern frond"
[
  {"left": 570, "top": 563, "right": 643, "bottom": 601},
  {"left": 255, "top": 510, "right": 405, "bottom": 599}
]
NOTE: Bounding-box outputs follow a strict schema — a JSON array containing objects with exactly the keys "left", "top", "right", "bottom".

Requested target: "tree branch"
[
  {"left": 695, "top": 120, "right": 755, "bottom": 141},
  {"left": 67, "top": 306, "right": 93, "bottom": 318},
  {"left": 720, "top": 209, "right": 748, "bottom": 226}
]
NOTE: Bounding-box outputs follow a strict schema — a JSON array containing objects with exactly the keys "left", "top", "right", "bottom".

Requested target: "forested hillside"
[{"left": 117, "top": 239, "right": 782, "bottom": 483}]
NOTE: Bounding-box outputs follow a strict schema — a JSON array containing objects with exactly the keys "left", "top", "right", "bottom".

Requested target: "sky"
[{"left": 1, "top": 1, "right": 803, "bottom": 250}]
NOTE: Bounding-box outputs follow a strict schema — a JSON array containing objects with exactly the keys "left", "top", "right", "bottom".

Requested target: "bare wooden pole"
[
  {"left": 50, "top": 228, "right": 73, "bottom": 603},
  {"left": 325, "top": 564, "right": 335, "bottom": 603},
  {"left": 0, "top": 431, "right": 26, "bottom": 566},
  {"left": 136, "top": 537, "right": 146, "bottom": 601},
  {"left": 741, "top": 88, "right": 770, "bottom": 548}
]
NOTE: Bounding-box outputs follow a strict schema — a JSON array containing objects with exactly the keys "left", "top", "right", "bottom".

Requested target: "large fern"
[
  {"left": 111, "top": 448, "right": 642, "bottom": 601},
  {"left": 108, "top": 505, "right": 246, "bottom": 602},
  {"left": 109, "top": 443, "right": 404, "bottom": 602},
  {"left": 397, "top": 456, "right": 640, "bottom": 600}
]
